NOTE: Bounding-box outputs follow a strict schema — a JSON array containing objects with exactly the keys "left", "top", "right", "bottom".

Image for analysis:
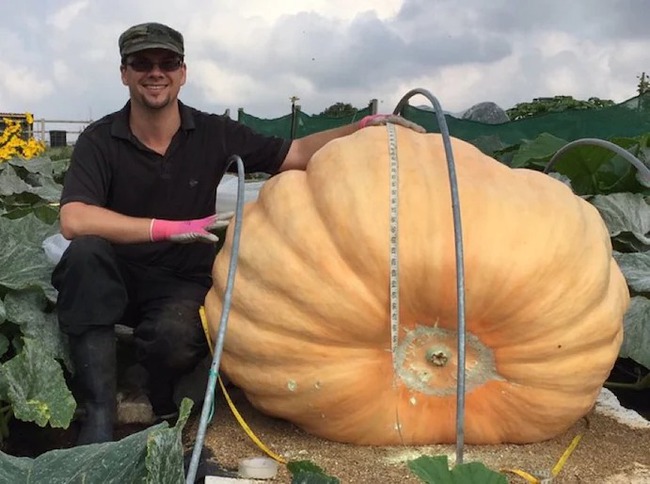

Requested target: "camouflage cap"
[{"left": 118, "top": 22, "right": 184, "bottom": 57}]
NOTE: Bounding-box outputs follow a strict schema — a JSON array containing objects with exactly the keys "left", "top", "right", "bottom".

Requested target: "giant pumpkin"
[{"left": 204, "top": 125, "right": 629, "bottom": 446}]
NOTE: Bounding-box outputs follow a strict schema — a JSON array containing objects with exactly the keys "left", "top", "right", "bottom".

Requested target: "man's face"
[{"left": 120, "top": 48, "right": 186, "bottom": 110}]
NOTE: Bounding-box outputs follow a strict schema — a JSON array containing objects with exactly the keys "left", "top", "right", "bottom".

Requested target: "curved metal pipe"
[
  {"left": 544, "top": 138, "right": 650, "bottom": 184},
  {"left": 393, "top": 88, "right": 468, "bottom": 465},
  {"left": 186, "top": 155, "right": 246, "bottom": 484}
]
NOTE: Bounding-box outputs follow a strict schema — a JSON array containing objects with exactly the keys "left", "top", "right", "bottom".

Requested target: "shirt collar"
[{"left": 111, "top": 99, "right": 195, "bottom": 140}]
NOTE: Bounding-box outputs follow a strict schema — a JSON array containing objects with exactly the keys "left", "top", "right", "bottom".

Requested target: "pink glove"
[
  {"left": 150, "top": 213, "right": 234, "bottom": 243},
  {"left": 359, "top": 114, "right": 426, "bottom": 133}
]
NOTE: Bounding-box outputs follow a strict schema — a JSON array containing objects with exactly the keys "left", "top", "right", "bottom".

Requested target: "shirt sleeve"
[{"left": 59, "top": 132, "right": 111, "bottom": 207}]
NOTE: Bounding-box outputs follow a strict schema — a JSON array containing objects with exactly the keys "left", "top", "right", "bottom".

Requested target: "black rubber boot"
[
  {"left": 147, "top": 371, "right": 180, "bottom": 422},
  {"left": 69, "top": 327, "right": 117, "bottom": 445}
]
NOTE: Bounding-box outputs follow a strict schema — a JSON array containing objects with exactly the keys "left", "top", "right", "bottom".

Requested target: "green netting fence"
[
  {"left": 237, "top": 93, "right": 650, "bottom": 148},
  {"left": 237, "top": 101, "right": 376, "bottom": 139},
  {"left": 402, "top": 93, "right": 650, "bottom": 147}
]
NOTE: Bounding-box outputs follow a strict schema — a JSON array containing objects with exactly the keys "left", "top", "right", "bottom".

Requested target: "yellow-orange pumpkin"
[{"left": 204, "top": 126, "right": 629, "bottom": 446}]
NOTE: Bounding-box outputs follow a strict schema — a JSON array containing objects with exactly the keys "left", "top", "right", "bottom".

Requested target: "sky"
[{"left": 1, "top": 0, "right": 649, "bottom": 136}]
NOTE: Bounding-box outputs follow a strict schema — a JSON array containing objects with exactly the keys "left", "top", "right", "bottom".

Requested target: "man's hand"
[
  {"left": 359, "top": 114, "right": 426, "bottom": 133},
  {"left": 150, "top": 212, "right": 235, "bottom": 243}
]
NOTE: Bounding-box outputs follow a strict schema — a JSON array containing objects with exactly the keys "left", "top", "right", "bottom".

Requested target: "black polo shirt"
[{"left": 60, "top": 100, "right": 291, "bottom": 286}]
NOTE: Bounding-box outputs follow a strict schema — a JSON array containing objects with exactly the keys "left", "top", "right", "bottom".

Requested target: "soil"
[{"left": 189, "top": 386, "right": 650, "bottom": 484}]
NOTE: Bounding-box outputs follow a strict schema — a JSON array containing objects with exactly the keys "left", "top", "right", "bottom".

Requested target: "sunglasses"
[{"left": 126, "top": 57, "right": 184, "bottom": 73}]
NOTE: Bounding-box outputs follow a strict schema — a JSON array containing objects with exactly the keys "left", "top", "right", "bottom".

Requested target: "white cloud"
[
  {"left": 1, "top": 0, "right": 649, "bottom": 121},
  {"left": 46, "top": 0, "right": 90, "bottom": 31},
  {"left": 0, "top": 61, "right": 55, "bottom": 105}
]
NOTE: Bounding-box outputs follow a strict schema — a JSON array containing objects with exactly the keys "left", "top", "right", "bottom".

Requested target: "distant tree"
[
  {"left": 635, "top": 72, "right": 650, "bottom": 111},
  {"left": 320, "top": 102, "right": 358, "bottom": 118},
  {"left": 637, "top": 72, "right": 650, "bottom": 95},
  {"left": 505, "top": 95, "right": 615, "bottom": 121}
]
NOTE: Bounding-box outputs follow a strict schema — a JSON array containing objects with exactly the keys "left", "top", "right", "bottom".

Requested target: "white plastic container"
[
  {"left": 215, "top": 175, "right": 265, "bottom": 214},
  {"left": 42, "top": 233, "right": 71, "bottom": 265},
  {"left": 238, "top": 457, "right": 279, "bottom": 479}
]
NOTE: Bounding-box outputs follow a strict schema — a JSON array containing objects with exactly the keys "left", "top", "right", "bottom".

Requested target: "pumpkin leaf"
[
  {"left": 0, "top": 337, "right": 75, "bottom": 428},
  {"left": 0, "top": 165, "right": 32, "bottom": 197},
  {"left": 0, "top": 424, "right": 153, "bottom": 482},
  {"left": 144, "top": 398, "right": 192, "bottom": 484},
  {"left": 553, "top": 145, "right": 633, "bottom": 195},
  {"left": 613, "top": 251, "right": 650, "bottom": 294},
  {"left": 288, "top": 460, "right": 340, "bottom": 483},
  {"left": 608, "top": 135, "right": 650, "bottom": 188},
  {"left": 589, "top": 193, "right": 650, "bottom": 248},
  {"left": 4, "top": 289, "right": 70, "bottom": 370},
  {"left": 5, "top": 157, "right": 62, "bottom": 203},
  {"left": 620, "top": 296, "right": 650, "bottom": 369},
  {"left": 407, "top": 455, "right": 507, "bottom": 484},
  {"left": 510, "top": 133, "right": 567, "bottom": 168},
  {"left": 467, "top": 135, "right": 509, "bottom": 157},
  {"left": 0, "top": 213, "right": 59, "bottom": 303},
  {"left": 0, "top": 402, "right": 188, "bottom": 483}
]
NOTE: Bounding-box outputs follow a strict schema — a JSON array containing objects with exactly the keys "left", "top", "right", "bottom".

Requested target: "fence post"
[
  {"left": 292, "top": 105, "right": 302, "bottom": 139},
  {"left": 290, "top": 96, "right": 301, "bottom": 139},
  {"left": 369, "top": 98, "right": 378, "bottom": 115}
]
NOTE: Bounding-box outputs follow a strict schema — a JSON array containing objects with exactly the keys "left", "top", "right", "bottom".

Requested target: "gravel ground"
[{"left": 183, "top": 387, "right": 650, "bottom": 483}]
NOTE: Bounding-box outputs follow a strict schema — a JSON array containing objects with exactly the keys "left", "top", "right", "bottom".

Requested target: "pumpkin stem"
[{"left": 426, "top": 348, "right": 449, "bottom": 367}]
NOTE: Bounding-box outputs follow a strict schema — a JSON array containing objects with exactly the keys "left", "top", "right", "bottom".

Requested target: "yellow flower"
[{"left": 0, "top": 114, "right": 45, "bottom": 162}]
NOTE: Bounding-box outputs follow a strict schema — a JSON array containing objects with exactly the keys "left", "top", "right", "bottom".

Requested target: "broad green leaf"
[
  {"left": 595, "top": 157, "right": 645, "bottom": 194},
  {"left": 467, "top": 135, "right": 508, "bottom": 157},
  {"left": 145, "top": 398, "right": 193, "bottom": 484},
  {"left": 4, "top": 289, "right": 70, "bottom": 369},
  {"left": 0, "top": 408, "right": 189, "bottom": 483},
  {"left": 620, "top": 296, "right": 650, "bottom": 369},
  {"left": 32, "top": 203, "right": 60, "bottom": 225},
  {"left": 0, "top": 425, "right": 152, "bottom": 483},
  {"left": 451, "top": 462, "right": 509, "bottom": 483},
  {"left": 613, "top": 251, "right": 650, "bottom": 293},
  {"left": 0, "top": 297, "right": 5, "bottom": 324},
  {"left": 30, "top": 178, "right": 65, "bottom": 204},
  {"left": 5, "top": 158, "right": 62, "bottom": 203},
  {"left": 608, "top": 135, "right": 650, "bottom": 188},
  {"left": 552, "top": 144, "right": 627, "bottom": 195},
  {"left": 8, "top": 156, "right": 53, "bottom": 175},
  {"left": 288, "top": 460, "right": 341, "bottom": 483},
  {"left": 0, "top": 166, "right": 32, "bottom": 197},
  {"left": 0, "top": 213, "right": 59, "bottom": 303},
  {"left": 0, "top": 337, "right": 75, "bottom": 428},
  {"left": 589, "top": 193, "right": 650, "bottom": 246},
  {"left": 408, "top": 455, "right": 507, "bottom": 484},
  {"left": 0, "top": 452, "right": 31, "bottom": 483},
  {"left": 510, "top": 133, "right": 567, "bottom": 168},
  {"left": 408, "top": 455, "right": 454, "bottom": 482},
  {"left": 51, "top": 158, "right": 70, "bottom": 184},
  {"left": 291, "top": 472, "right": 340, "bottom": 484}
]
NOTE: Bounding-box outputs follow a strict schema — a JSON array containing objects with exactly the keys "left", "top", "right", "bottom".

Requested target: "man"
[{"left": 52, "top": 21, "right": 423, "bottom": 446}]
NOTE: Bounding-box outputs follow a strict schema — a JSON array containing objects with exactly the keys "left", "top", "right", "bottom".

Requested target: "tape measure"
[{"left": 387, "top": 123, "right": 400, "bottom": 370}]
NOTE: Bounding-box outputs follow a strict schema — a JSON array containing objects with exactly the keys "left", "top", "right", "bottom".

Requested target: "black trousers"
[{"left": 51, "top": 236, "right": 209, "bottom": 380}]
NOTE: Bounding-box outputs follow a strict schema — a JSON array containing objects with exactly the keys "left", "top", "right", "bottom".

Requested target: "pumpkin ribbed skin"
[{"left": 204, "top": 126, "right": 629, "bottom": 445}]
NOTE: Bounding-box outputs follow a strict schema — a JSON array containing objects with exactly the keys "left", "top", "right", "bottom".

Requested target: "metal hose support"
[
  {"left": 544, "top": 137, "right": 650, "bottom": 183},
  {"left": 393, "top": 88, "right": 467, "bottom": 464},
  {"left": 186, "top": 155, "right": 246, "bottom": 484}
]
